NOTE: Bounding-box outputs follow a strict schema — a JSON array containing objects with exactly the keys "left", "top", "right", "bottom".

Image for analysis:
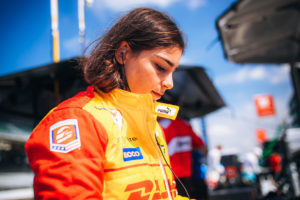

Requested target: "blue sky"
[{"left": 0, "top": 0, "right": 293, "bottom": 155}]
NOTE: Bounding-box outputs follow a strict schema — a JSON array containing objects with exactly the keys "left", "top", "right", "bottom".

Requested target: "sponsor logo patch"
[
  {"left": 154, "top": 102, "right": 179, "bottom": 120},
  {"left": 108, "top": 109, "right": 123, "bottom": 130},
  {"left": 49, "top": 119, "right": 81, "bottom": 153},
  {"left": 123, "top": 147, "right": 143, "bottom": 162},
  {"left": 94, "top": 105, "right": 123, "bottom": 130},
  {"left": 128, "top": 137, "right": 138, "bottom": 142}
]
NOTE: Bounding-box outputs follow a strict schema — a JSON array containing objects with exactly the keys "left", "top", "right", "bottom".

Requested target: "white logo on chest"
[{"left": 108, "top": 109, "right": 123, "bottom": 130}]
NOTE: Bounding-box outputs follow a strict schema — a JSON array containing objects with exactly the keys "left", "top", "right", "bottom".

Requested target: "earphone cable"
[{"left": 155, "top": 135, "right": 191, "bottom": 200}]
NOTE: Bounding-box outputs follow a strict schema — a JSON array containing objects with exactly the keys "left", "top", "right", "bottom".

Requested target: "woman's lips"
[{"left": 152, "top": 91, "right": 163, "bottom": 99}]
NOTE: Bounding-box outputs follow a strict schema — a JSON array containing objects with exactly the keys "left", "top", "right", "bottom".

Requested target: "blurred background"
[{"left": 0, "top": 0, "right": 299, "bottom": 199}]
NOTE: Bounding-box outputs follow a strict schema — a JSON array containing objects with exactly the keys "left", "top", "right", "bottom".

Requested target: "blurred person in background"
[
  {"left": 241, "top": 147, "right": 262, "bottom": 184},
  {"left": 206, "top": 145, "right": 224, "bottom": 190},
  {"left": 159, "top": 117, "right": 208, "bottom": 199},
  {"left": 25, "top": 7, "right": 192, "bottom": 199}
]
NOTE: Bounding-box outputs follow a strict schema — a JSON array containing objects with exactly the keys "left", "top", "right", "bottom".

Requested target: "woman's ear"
[{"left": 115, "top": 41, "right": 131, "bottom": 64}]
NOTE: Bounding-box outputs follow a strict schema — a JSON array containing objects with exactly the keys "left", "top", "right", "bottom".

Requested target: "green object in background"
[{"left": 260, "top": 125, "right": 283, "bottom": 162}]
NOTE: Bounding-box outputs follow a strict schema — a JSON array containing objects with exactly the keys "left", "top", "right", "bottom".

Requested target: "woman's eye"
[{"left": 156, "top": 64, "right": 166, "bottom": 72}]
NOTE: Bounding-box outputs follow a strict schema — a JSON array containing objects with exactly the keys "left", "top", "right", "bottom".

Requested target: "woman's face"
[{"left": 124, "top": 46, "right": 182, "bottom": 101}]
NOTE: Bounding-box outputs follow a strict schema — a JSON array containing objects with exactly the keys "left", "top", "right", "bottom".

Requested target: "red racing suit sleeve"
[
  {"left": 191, "top": 130, "right": 204, "bottom": 148},
  {"left": 25, "top": 107, "right": 108, "bottom": 200},
  {"left": 185, "top": 123, "right": 204, "bottom": 148}
]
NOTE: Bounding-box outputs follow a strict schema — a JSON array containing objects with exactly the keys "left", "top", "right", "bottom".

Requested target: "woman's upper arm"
[{"left": 25, "top": 108, "right": 108, "bottom": 199}]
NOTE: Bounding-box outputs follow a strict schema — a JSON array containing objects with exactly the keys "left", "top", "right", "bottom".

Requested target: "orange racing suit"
[{"left": 25, "top": 86, "right": 183, "bottom": 199}]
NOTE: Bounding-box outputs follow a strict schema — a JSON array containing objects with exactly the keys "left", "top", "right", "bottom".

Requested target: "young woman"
[{"left": 25, "top": 7, "right": 188, "bottom": 199}]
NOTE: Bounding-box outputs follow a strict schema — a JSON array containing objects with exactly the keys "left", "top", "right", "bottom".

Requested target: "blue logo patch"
[{"left": 123, "top": 147, "right": 143, "bottom": 162}]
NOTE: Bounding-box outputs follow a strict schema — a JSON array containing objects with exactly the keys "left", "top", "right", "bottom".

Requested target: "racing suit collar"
[{"left": 94, "top": 87, "right": 155, "bottom": 109}]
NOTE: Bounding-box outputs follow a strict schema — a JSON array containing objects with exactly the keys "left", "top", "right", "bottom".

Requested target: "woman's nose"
[{"left": 162, "top": 73, "right": 173, "bottom": 90}]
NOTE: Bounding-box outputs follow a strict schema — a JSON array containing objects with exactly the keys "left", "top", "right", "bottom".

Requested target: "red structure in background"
[
  {"left": 254, "top": 94, "right": 276, "bottom": 117},
  {"left": 256, "top": 128, "right": 267, "bottom": 143}
]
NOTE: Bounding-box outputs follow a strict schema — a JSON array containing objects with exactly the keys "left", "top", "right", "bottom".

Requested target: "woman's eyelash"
[{"left": 155, "top": 64, "right": 166, "bottom": 72}]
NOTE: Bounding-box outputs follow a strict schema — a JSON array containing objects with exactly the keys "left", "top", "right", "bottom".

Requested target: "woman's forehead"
[{"left": 137, "top": 46, "right": 183, "bottom": 57}]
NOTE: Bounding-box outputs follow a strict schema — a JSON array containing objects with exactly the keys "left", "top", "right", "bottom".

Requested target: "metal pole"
[
  {"left": 50, "top": 0, "right": 60, "bottom": 104},
  {"left": 78, "top": 0, "right": 86, "bottom": 51},
  {"left": 50, "top": 0, "right": 60, "bottom": 63},
  {"left": 200, "top": 117, "right": 208, "bottom": 149}
]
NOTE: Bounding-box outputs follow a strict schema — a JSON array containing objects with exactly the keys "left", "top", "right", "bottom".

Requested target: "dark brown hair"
[{"left": 82, "top": 7, "right": 186, "bottom": 93}]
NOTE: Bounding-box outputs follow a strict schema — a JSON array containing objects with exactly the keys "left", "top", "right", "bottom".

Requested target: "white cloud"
[
  {"left": 249, "top": 66, "right": 265, "bottom": 80},
  {"left": 187, "top": 0, "right": 207, "bottom": 10},
  {"left": 95, "top": 0, "right": 180, "bottom": 12},
  {"left": 205, "top": 113, "right": 257, "bottom": 155},
  {"left": 62, "top": 36, "right": 82, "bottom": 55},
  {"left": 270, "top": 64, "right": 290, "bottom": 84},
  {"left": 208, "top": 123, "right": 235, "bottom": 137},
  {"left": 90, "top": 0, "right": 207, "bottom": 15},
  {"left": 215, "top": 64, "right": 290, "bottom": 85},
  {"left": 202, "top": 92, "right": 291, "bottom": 156}
]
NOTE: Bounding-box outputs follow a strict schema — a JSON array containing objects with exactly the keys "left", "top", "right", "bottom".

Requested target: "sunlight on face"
[{"left": 124, "top": 46, "right": 182, "bottom": 100}]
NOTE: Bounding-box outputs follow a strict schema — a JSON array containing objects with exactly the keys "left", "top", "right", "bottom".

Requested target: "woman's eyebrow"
[{"left": 154, "top": 55, "right": 174, "bottom": 67}]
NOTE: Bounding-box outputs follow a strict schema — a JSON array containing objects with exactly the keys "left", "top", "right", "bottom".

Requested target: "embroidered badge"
[
  {"left": 123, "top": 147, "right": 143, "bottom": 162},
  {"left": 154, "top": 102, "right": 179, "bottom": 120},
  {"left": 108, "top": 109, "right": 123, "bottom": 130},
  {"left": 49, "top": 119, "right": 81, "bottom": 153}
]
